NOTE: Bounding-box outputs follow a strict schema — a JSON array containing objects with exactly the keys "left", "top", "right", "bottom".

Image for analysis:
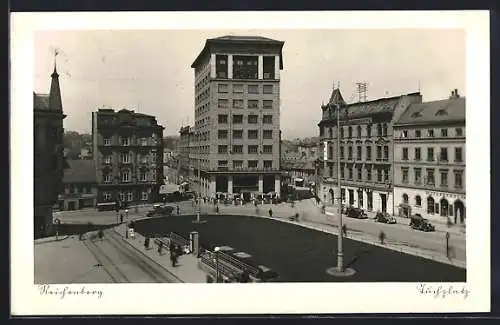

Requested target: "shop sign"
[{"left": 425, "top": 191, "right": 466, "bottom": 201}]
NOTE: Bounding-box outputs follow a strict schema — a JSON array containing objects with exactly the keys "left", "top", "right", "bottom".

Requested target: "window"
[
  {"left": 328, "top": 146, "right": 333, "bottom": 160},
  {"left": 340, "top": 127, "right": 344, "bottom": 138},
  {"left": 440, "top": 148, "right": 448, "bottom": 162},
  {"left": 218, "top": 130, "right": 228, "bottom": 139},
  {"left": 218, "top": 84, "right": 228, "bottom": 93},
  {"left": 120, "top": 152, "right": 130, "bottom": 163},
  {"left": 232, "top": 145, "right": 243, "bottom": 154},
  {"left": 340, "top": 146, "right": 345, "bottom": 159},
  {"left": 104, "top": 173, "right": 112, "bottom": 183},
  {"left": 230, "top": 99, "right": 243, "bottom": 109},
  {"left": 440, "top": 170, "right": 448, "bottom": 187},
  {"left": 454, "top": 170, "right": 463, "bottom": 188},
  {"left": 263, "top": 130, "right": 273, "bottom": 139},
  {"left": 382, "top": 124, "right": 388, "bottom": 136},
  {"left": 263, "top": 100, "right": 273, "bottom": 109},
  {"left": 414, "top": 168, "right": 422, "bottom": 184},
  {"left": 357, "top": 146, "right": 362, "bottom": 160},
  {"left": 248, "top": 100, "right": 259, "bottom": 109},
  {"left": 141, "top": 155, "right": 148, "bottom": 164},
  {"left": 415, "top": 130, "right": 421, "bottom": 138},
  {"left": 120, "top": 137, "right": 130, "bottom": 146},
  {"left": 415, "top": 196, "right": 421, "bottom": 207},
  {"left": 263, "top": 160, "right": 273, "bottom": 168},
  {"left": 121, "top": 170, "right": 130, "bottom": 182},
  {"left": 427, "top": 197, "right": 435, "bottom": 214},
  {"left": 415, "top": 148, "right": 421, "bottom": 161},
  {"left": 141, "top": 192, "right": 148, "bottom": 201},
  {"left": 402, "top": 148, "right": 409, "bottom": 160},
  {"left": 348, "top": 167, "right": 353, "bottom": 180},
  {"left": 140, "top": 138, "right": 148, "bottom": 146},
  {"left": 384, "top": 169, "right": 389, "bottom": 182},
  {"left": 233, "top": 130, "right": 243, "bottom": 139},
  {"left": 456, "top": 128, "right": 463, "bottom": 137},
  {"left": 329, "top": 165, "right": 333, "bottom": 177},
  {"left": 140, "top": 172, "right": 147, "bottom": 181},
  {"left": 357, "top": 166, "right": 362, "bottom": 180},
  {"left": 233, "top": 84, "right": 244, "bottom": 93},
  {"left": 441, "top": 129, "right": 448, "bottom": 137},
  {"left": 367, "top": 125, "right": 372, "bottom": 138},
  {"left": 218, "top": 115, "right": 228, "bottom": 124},
  {"left": 263, "top": 145, "right": 273, "bottom": 154},
  {"left": 218, "top": 99, "right": 229, "bottom": 108},
  {"left": 455, "top": 147, "right": 463, "bottom": 162},
  {"left": 426, "top": 169, "right": 435, "bottom": 185},
  {"left": 248, "top": 115, "right": 258, "bottom": 124},
  {"left": 233, "top": 115, "right": 243, "bottom": 124},
  {"left": 366, "top": 146, "right": 372, "bottom": 160},
  {"left": 126, "top": 192, "right": 133, "bottom": 202},
  {"left": 248, "top": 84, "right": 259, "bottom": 94},
  {"left": 216, "top": 55, "right": 228, "bottom": 78},
  {"left": 263, "top": 115, "right": 273, "bottom": 124},
  {"left": 248, "top": 130, "right": 258, "bottom": 139},
  {"left": 248, "top": 145, "right": 258, "bottom": 154},
  {"left": 428, "top": 129, "right": 434, "bottom": 137},
  {"left": 402, "top": 130, "right": 408, "bottom": 138},
  {"left": 103, "top": 192, "right": 112, "bottom": 201},
  {"left": 402, "top": 168, "right": 409, "bottom": 184},
  {"left": 348, "top": 146, "right": 353, "bottom": 160},
  {"left": 233, "top": 160, "right": 243, "bottom": 169},
  {"left": 427, "top": 148, "right": 434, "bottom": 161},
  {"left": 263, "top": 56, "right": 275, "bottom": 79},
  {"left": 218, "top": 145, "right": 228, "bottom": 154},
  {"left": 248, "top": 160, "right": 258, "bottom": 168},
  {"left": 320, "top": 127, "right": 325, "bottom": 137},
  {"left": 357, "top": 126, "right": 362, "bottom": 138},
  {"left": 384, "top": 146, "right": 389, "bottom": 160},
  {"left": 104, "top": 137, "right": 112, "bottom": 146},
  {"left": 403, "top": 193, "right": 409, "bottom": 204},
  {"left": 218, "top": 160, "right": 228, "bottom": 167},
  {"left": 104, "top": 155, "right": 112, "bottom": 164},
  {"left": 119, "top": 192, "right": 126, "bottom": 202},
  {"left": 377, "top": 124, "right": 383, "bottom": 137},
  {"left": 263, "top": 85, "right": 273, "bottom": 94},
  {"left": 377, "top": 169, "right": 383, "bottom": 182},
  {"left": 328, "top": 128, "right": 334, "bottom": 139},
  {"left": 366, "top": 167, "right": 372, "bottom": 181},
  {"left": 376, "top": 146, "right": 382, "bottom": 160},
  {"left": 340, "top": 164, "right": 345, "bottom": 179},
  {"left": 348, "top": 126, "right": 352, "bottom": 138}
]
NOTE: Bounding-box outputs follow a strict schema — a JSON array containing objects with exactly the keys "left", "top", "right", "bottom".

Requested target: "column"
[
  {"left": 258, "top": 55, "right": 263, "bottom": 80},
  {"left": 274, "top": 176, "right": 281, "bottom": 197},
  {"left": 209, "top": 175, "right": 216, "bottom": 197},
  {"left": 228, "top": 54, "right": 233, "bottom": 79},
  {"left": 258, "top": 175, "right": 264, "bottom": 193},
  {"left": 210, "top": 53, "right": 216, "bottom": 78},
  {"left": 274, "top": 55, "right": 280, "bottom": 80},
  {"left": 228, "top": 175, "right": 233, "bottom": 194}
]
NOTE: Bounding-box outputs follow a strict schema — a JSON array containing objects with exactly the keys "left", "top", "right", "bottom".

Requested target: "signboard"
[
  {"left": 339, "top": 117, "right": 372, "bottom": 126},
  {"left": 425, "top": 191, "right": 466, "bottom": 201},
  {"left": 323, "top": 141, "right": 328, "bottom": 161}
]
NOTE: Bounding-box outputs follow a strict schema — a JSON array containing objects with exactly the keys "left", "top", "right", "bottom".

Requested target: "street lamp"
[{"left": 214, "top": 246, "right": 220, "bottom": 283}]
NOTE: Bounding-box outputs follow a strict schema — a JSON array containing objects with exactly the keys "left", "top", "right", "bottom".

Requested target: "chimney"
[{"left": 450, "top": 88, "right": 460, "bottom": 99}]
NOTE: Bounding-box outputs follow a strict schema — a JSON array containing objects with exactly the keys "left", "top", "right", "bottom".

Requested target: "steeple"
[{"left": 49, "top": 49, "right": 63, "bottom": 111}]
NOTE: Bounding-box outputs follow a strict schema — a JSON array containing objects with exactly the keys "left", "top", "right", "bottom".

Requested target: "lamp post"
[{"left": 214, "top": 246, "right": 220, "bottom": 283}]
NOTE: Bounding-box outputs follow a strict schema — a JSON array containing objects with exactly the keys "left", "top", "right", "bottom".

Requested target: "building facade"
[
  {"left": 92, "top": 109, "right": 165, "bottom": 205},
  {"left": 176, "top": 125, "right": 194, "bottom": 182},
  {"left": 34, "top": 65, "right": 67, "bottom": 238},
  {"left": 190, "top": 35, "right": 285, "bottom": 198},
  {"left": 57, "top": 160, "right": 98, "bottom": 210},
  {"left": 393, "top": 89, "right": 466, "bottom": 225},
  {"left": 318, "top": 86, "right": 422, "bottom": 214}
]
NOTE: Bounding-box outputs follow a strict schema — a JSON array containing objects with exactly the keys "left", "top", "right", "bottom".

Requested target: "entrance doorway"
[
  {"left": 367, "top": 192, "right": 373, "bottom": 211},
  {"left": 348, "top": 189, "right": 354, "bottom": 206},
  {"left": 440, "top": 198, "right": 449, "bottom": 217},
  {"left": 68, "top": 201, "right": 76, "bottom": 211},
  {"left": 380, "top": 193, "right": 387, "bottom": 213},
  {"left": 454, "top": 199, "right": 466, "bottom": 224},
  {"left": 358, "top": 190, "right": 363, "bottom": 208}
]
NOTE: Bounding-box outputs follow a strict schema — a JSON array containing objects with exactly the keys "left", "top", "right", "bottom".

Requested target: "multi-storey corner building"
[
  {"left": 91, "top": 109, "right": 165, "bottom": 205},
  {"left": 393, "top": 89, "right": 466, "bottom": 225},
  {"left": 176, "top": 125, "right": 194, "bottom": 181},
  {"left": 34, "top": 65, "right": 67, "bottom": 238},
  {"left": 190, "top": 35, "right": 285, "bottom": 198},
  {"left": 57, "top": 159, "right": 98, "bottom": 210},
  {"left": 318, "top": 86, "right": 422, "bottom": 214}
]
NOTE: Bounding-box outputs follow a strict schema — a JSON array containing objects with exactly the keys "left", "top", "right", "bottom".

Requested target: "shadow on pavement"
[{"left": 345, "top": 249, "right": 374, "bottom": 269}]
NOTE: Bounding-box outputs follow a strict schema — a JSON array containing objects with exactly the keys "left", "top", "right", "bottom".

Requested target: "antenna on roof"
[{"left": 355, "top": 82, "right": 368, "bottom": 102}]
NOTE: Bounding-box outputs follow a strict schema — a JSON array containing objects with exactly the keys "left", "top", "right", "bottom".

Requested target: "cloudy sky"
[{"left": 34, "top": 29, "right": 465, "bottom": 139}]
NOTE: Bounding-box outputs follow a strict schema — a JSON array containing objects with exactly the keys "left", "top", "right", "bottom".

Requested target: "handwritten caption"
[
  {"left": 38, "top": 284, "right": 103, "bottom": 299},
  {"left": 417, "top": 284, "right": 470, "bottom": 299}
]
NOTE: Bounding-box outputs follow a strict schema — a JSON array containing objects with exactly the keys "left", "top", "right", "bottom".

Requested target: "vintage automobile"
[
  {"left": 345, "top": 207, "right": 368, "bottom": 219},
  {"left": 146, "top": 204, "right": 175, "bottom": 218},
  {"left": 409, "top": 214, "right": 435, "bottom": 232},
  {"left": 375, "top": 211, "right": 397, "bottom": 224}
]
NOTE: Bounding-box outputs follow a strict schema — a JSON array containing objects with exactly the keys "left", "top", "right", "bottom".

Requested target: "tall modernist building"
[
  {"left": 393, "top": 89, "right": 465, "bottom": 225},
  {"left": 92, "top": 108, "right": 164, "bottom": 205},
  {"left": 34, "top": 64, "right": 67, "bottom": 238},
  {"left": 318, "top": 86, "right": 422, "bottom": 214},
  {"left": 190, "top": 35, "right": 285, "bottom": 198}
]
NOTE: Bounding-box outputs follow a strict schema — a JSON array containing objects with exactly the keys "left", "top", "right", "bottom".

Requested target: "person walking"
[
  {"left": 170, "top": 245, "right": 178, "bottom": 267},
  {"left": 158, "top": 241, "right": 164, "bottom": 255},
  {"left": 177, "top": 205, "right": 180, "bottom": 215},
  {"left": 342, "top": 224, "right": 347, "bottom": 237},
  {"left": 120, "top": 214, "right": 124, "bottom": 224},
  {"left": 98, "top": 229, "right": 104, "bottom": 243},
  {"left": 269, "top": 208, "right": 273, "bottom": 218},
  {"left": 144, "top": 237, "right": 150, "bottom": 250},
  {"left": 379, "top": 230, "right": 386, "bottom": 245}
]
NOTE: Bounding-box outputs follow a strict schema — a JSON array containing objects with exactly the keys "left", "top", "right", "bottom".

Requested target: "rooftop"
[
  {"left": 209, "top": 35, "right": 284, "bottom": 43},
  {"left": 33, "top": 93, "right": 50, "bottom": 111},
  {"left": 395, "top": 95, "right": 465, "bottom": 126},
  {"left": 63, "top": 160, "right": 97, "bottom": 183}
]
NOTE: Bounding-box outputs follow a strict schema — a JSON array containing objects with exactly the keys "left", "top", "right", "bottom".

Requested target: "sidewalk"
[{"left": 113, "top": 223, "right": 207, "bottom": 283}]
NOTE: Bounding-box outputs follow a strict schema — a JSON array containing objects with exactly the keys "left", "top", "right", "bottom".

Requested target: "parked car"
[
  {"left": 146, "top": 205, "right": 175, "bottom": 218},
  {"left": 409, "top": 214, "right": 435, "bottom": 232},
  {"left": 375, "top": 211, "right": 397, "bottom": 224},
  {"left": 345, "top": 207, "right": 368, "bottom": 219}
]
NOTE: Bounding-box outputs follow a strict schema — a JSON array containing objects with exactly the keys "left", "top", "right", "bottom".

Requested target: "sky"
[{"left": 34, "top": 29, "right": 465, "bottom": 139}]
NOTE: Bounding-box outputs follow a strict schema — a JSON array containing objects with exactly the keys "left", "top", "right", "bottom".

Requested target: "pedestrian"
[
  {"left": 170, "top": 246, "right": 177, "bottom": 267},
  {"left": 269, "top": 208, "right": 273, "bottom": 218},
  {"left": 144, "top": 237, "right": 150, "bottom": 250},
  {"left": 98, "top": 229, "right": 104, "bottom": 243},
  {"left": 204, "top": 197, "right": 207, "bottom": 204},
  {"left": 379, "top": 230, "right": 386, "bottom": 245},
  {"left": 321, "top": 205, "right": 326, "bottom": 214},
  {"left": 177, "top": 205, "right": 180, "bottom": 215},
  {"left": 125, "top": 209, "right": 129, "bottom": 219},
  {"left": 342, "top": 224, "right": 347, "bottom": 237},
  {"left": 158, "top": 241, "right": 164, "bottom": 255},
  {"left": 120, "top": 214, "right": 123, "bottom": 224},
  {"left": 216, "top": 205, "right": 219, "bottom": 214}
]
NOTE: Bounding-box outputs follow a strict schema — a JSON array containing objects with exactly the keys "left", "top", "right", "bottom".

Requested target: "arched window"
[
  {"left": 402, "top": 193, "right": 409, "bottom": 204},
  {"left": 357, "top": 125, "right": 362, "bottom": 138},
  {"left": 415, "top": 195, "right": 422, "bottom": 207},
  {"left": 348, "top": 126, "right": 352, "bottom": 138},
  {"left": 383, "top": 123, "right": 388, "bottom": 136},
  {"left": 329, "top": 128, "right": 333, "bottom": 139},
  {"left": 377, "top": 124, "right": 382, "bottom": 137},
  {"left": 340, "top": 127, "right": 344, "bottom": 138},
  {"left": 427, "top": 197, "right": 435, "bottom": 214}
]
